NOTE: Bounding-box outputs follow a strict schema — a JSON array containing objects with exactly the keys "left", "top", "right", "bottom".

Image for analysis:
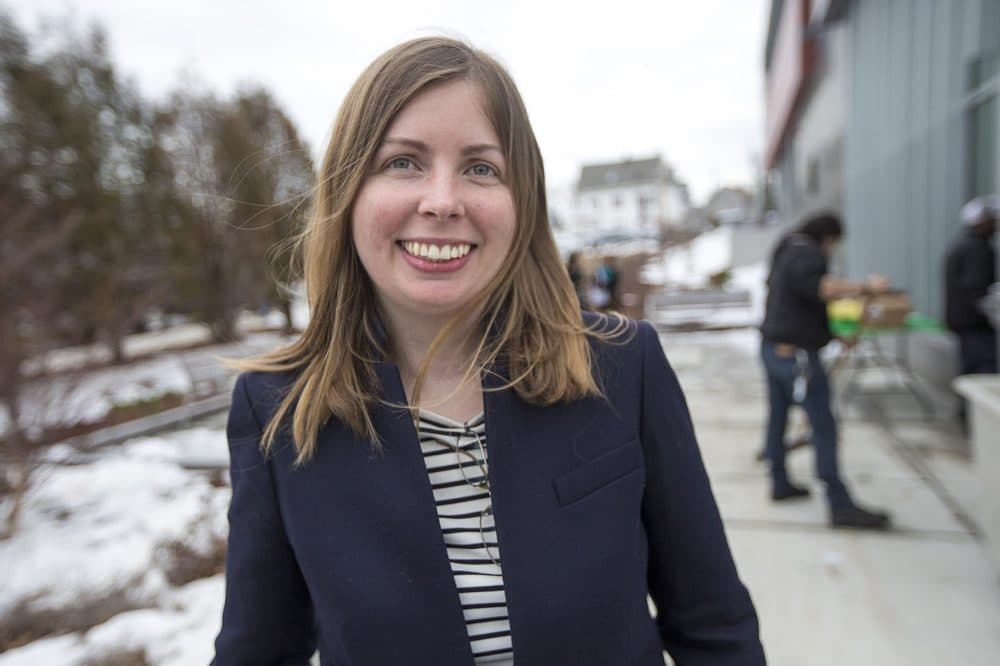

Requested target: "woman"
[{"left": 214, "top": 37, "right": 763, "bottom": 665}]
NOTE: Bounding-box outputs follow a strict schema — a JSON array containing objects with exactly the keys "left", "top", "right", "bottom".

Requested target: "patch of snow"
[
  {"left": 0, "top": 422, "right": 234, "bottom": 663},
  {"left": 0, "top": 453, "right": 229, "bottom": 623},
  {"left": 7, "top": 355, "right": 193, "bottom": 439},
  {"left": 0, "top": 577, "right": 225, "bottom": 666},
  {"left": 0, "top": 633, "right": 83, "bottom": 666},
  {"left": 643, "top": 227, "right": 734, "bottom": 288},
  {"left": 24, "top": 309, "right": 301, "bottom": 378},
  {"left": 25, "top": 324, "right": 213, "bottom": 376},
  {"left": 122, "top": 324, "right": 213, "bottom": 360},
  {"left": 86, "top": 577, "right": 225, "bottom": 666},
  {"left": 123, "top": 427, "right": 228, "bottom": 464},
  {"left": 4, "top": 330, "right": 294, "bottom": 441}
]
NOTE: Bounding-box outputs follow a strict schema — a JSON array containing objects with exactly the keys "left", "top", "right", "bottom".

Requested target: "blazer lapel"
[
  {"left": 481, "top": 359, "right": 538, "bottom": 661},
  {"left": 372, "top": 361, "right": 475, "bottom": 663}
]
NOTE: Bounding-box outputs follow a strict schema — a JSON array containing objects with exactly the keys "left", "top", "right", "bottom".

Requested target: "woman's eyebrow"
[
  {"left": 461, "top": 143, "right": 503, "bottom": 157},
  {"left": 380, "top": 137, "right": 428, "bottom": 152},
  {"left": 379, "top": 137, "right": 503, "bottom": 158}
]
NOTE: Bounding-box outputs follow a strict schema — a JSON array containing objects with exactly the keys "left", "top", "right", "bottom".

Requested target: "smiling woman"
[{"left": 214, "top": 37, "right": 765, "bottom": 666}]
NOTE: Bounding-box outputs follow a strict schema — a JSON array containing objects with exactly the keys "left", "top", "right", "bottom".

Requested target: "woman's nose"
[{"left": 417, "top": 173, "right": 465, "bottom": 220}]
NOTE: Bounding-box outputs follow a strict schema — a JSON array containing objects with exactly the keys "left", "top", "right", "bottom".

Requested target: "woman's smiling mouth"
[{"left": 398, "top": 240, "right": 475, "bottom": 263}]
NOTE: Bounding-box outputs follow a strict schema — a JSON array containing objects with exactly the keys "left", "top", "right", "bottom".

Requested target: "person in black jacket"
[
  {"left": 760, "top": 213, "right": 892, "bottom": 529},
  {"left": 945, "top": 195, "right": 997, "bottom": 376}
]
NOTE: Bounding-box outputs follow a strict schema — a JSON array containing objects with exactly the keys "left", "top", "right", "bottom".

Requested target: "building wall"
[
  {"left": 659, "top": 185, "right": 688, "bottom": 228},
  {"left": 791, "top": 23, "right": 847, "bottom": 216},
  {"left": 767, "top": 20, "right": 848, "bottom": 225},
  {"left": 843, "top": 0, "right": 1000, "bottom": 320}
]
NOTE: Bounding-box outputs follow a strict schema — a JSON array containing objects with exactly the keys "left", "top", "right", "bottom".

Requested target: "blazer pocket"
[{"left": 554, "top": 439, "right": 644, "bottom": 506}]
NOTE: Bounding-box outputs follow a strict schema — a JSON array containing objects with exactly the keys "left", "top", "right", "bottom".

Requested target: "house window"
[{"left": 638, "top": 195, "right": 651, "bottom": 223}]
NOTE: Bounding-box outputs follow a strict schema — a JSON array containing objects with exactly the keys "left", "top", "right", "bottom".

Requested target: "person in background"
[
  {"left": 593, "top": 255, "right": 619, "bottom": 312},
  {"left": 945, "top": 195, "right": 998, "bottom": 377},
  {"left": 760, "top": 213, "right": 893, "bottom": 530},
  {"left": 566, "top": 250, "right": 588, "bottom": 308},
  {"left": 213, "top": 37, "right": 764, "bottom": 665}
]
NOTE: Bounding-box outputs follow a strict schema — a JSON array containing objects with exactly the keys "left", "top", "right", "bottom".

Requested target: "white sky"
[{"left": 7, "top": 0, "right": 768, "bottom": 205}]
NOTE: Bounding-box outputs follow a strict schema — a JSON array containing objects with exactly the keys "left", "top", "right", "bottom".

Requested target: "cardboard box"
[{"left": 862, "top": 291, "right": 911, "bottom": 328}]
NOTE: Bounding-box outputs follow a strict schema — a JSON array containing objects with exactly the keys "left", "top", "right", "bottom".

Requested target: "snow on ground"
[
  {"left": 1, "top": 329, "right": 294, "bottom": 442},
  {"left": 0, "top": 355, "right": 193, "bottom": 440},
  {"left": 641, "top": 226, "right": 734, "bottom": 288},
  {"left": 0, "top": 427, "right": 230, "bottom": 664},
  {"left": 639, "top": 226, "right": 769, "bottom": 331},
  {"left": 24, "top": 323, "right": 213, "bottom": 376},
  {"left": 0, "top": 577, "right": 224, "bottom": 666},
  {"left": 25, "top": 298, "right": 308, "bottom": 377},
  {"left": 123, "top": 427, "right": 230, "bottom": 467}
]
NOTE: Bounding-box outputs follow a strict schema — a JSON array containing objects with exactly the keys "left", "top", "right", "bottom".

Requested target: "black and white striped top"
[{"left": 417, "top": 410, "right": 514, "bottom": 665}]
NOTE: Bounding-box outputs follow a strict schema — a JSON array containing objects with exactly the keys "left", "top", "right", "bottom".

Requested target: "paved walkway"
[{"left": 659, "top": 328, "right": 1000, "bottom": 666}]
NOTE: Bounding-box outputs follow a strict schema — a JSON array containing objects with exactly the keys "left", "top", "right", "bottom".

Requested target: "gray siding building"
[{"left": 765, "top": 0, "right": 999, "bottom": 321}]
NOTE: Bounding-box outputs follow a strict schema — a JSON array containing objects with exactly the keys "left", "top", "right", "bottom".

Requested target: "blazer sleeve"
[
  {"left": 212, "top": 373, "right": 317, "bottom": 665},
  {"left": 637, "top": 322, "right": 765, "bottom": 665}
]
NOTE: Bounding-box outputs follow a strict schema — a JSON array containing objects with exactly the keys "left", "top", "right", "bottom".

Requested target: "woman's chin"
[{"left": 394, "top": 294, "right": 475, "bottom": 321}]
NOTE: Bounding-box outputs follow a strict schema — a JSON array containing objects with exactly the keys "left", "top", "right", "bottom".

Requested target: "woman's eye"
[
  {"left": 387, "top": 157, "right": 414, "bottom": 170},
  {"left": 469, "top": 163, "right": 498, "bottom": 178}
]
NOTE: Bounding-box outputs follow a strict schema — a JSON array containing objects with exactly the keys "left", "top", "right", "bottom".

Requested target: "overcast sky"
[{"left": 7, "top": 0, "right": 768, "bottom": 205}]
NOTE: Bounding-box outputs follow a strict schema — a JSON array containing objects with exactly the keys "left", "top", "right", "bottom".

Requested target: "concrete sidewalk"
[{"left": 660, "top": 328, "right": 1000, "bottom": 666}]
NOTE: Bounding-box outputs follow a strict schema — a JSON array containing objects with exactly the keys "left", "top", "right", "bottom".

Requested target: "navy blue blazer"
[{"left": 213, "top": 319, "right": 764, "bottom": 665}]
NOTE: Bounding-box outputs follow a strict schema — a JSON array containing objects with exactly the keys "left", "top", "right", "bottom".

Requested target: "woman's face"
[{"left": 351, "top": 79, "right": 516, "bottom": 328}]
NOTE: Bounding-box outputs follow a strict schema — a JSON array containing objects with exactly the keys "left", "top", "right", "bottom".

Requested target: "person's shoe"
[
  {"left": 830, "top": 504, "right": 891, "bottom": 530},
  {"left": 771, "top": 483, "right": 811, "bottom": 501}
]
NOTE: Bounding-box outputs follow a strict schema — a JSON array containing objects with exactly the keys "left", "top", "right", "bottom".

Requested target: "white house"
[{"left": 574, "top": 155, "right": 689, "bottom": 240}]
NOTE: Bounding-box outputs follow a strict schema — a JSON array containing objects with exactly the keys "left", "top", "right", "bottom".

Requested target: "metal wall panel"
[{"left": 843, "top": 0, "right": 987, "bottom": 320}]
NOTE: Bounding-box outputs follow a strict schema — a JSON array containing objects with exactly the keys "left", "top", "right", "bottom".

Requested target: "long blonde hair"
[{"left": 239, "top": 37, "right": 626, "bottom": 463}]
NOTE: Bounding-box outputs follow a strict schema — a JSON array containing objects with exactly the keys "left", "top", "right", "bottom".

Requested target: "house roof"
[
  {"left": 705, "top": 186, "right": 752, "bottom": 212},
  {"left": 576, "top": 156, "right": 672, "bottom": 192}
]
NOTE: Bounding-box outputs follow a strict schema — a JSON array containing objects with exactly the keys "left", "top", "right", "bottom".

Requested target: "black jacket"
[
  {"left": 213, "top": 318, "right": 764, "bottom": 665},
  {"left": 944, "top": 231, "right": 996, "bottom": 333},
  {"left": 761, "top": 233, "right": 832, "bottom": 350}
]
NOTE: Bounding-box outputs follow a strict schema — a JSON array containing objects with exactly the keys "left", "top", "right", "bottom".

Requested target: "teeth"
[{"left": 402, "top": 242, "right": 472, "bottom": 262}]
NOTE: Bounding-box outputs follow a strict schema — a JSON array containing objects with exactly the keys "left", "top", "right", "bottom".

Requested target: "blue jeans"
[{"left": 760, "top": 341, "right": 852, "bottom": 508}]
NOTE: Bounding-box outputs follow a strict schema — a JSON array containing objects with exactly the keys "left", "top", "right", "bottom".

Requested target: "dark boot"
[
  {"left": 771, "top": 483, "right": 811, "bottom": 501},
  {"left": 830, "top": 504, "right": 891, "bottom": 530}
]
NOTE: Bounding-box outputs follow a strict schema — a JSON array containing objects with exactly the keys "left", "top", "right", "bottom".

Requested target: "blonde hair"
[{"left": 239, "top": 37, "right": 627, "bottom": 463}]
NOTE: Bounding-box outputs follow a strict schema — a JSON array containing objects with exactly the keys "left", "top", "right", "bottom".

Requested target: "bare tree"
[
  {"left": 161, "top": 85, "right": 314, "bottom": 340},
  {"left": 225, "top": 87, "right": 314, "bottom": 333},
  {"left": 0, "top": 13, "right": 174, "bottom": 535}
]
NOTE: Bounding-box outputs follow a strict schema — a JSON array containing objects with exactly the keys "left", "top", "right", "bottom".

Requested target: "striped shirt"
[{"left": 417, "top": 410, "right": 514, "bottom": 665}]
